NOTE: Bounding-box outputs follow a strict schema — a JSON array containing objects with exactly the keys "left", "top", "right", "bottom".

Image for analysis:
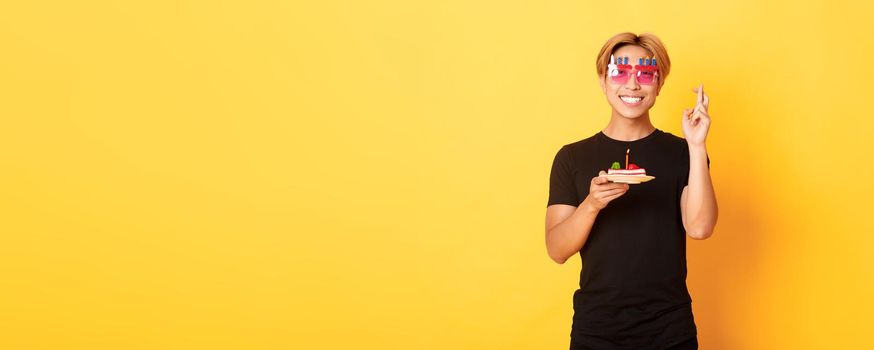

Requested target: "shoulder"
[
  {"left": 658, "top": 130, "right": 689, "bottom": 147},
  {"left": 550, "top": 133, "right": 599, "bottom": 169},
  {"left": 657, "top": 130, "right": 692, "bottom": 154},
  {"left": 560, "top": 133, "right": 600, "bottom": 155}
]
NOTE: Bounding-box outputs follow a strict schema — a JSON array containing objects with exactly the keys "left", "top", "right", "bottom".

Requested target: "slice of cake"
[
  {"left": 603, "top": 148, "right": 654, "bottom": 184},
  {"left": 607, "top": 161, "right": 646, "bottom": 176}
]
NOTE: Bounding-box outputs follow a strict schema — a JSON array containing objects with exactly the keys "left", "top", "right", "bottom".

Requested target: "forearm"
[
  {"left": 684, "top": 145, "right": 718, "bottom": 238},
  {"left": 546, "top": 199, "right": 600, "bottom": 264}
]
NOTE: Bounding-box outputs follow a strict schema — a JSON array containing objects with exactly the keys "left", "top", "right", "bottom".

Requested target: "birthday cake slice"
[
  {"left": 607, "top": 162, "right": 647, "bottom": 176},
  {"left": 602, "top": 148, "right": 654, "bottom": 184}
]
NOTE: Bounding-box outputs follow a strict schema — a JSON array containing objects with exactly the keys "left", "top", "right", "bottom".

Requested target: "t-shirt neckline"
[{"left": 597, "top": 128, "right": 661, "bottom": 146}]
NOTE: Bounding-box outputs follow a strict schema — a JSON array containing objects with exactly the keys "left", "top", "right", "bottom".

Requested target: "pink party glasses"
[{"left": 607, "top": 54, "right": 659, "bottom": 86}]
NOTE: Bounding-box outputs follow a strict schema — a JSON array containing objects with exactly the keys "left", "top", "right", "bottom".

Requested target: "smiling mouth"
[{"left": 619, "top": 95, "right": 643, "bottom": 104}]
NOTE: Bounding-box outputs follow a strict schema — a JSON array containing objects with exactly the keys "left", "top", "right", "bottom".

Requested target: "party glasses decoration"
[{"left": 607, "top": 54, "right": 659, "bottom": 85}]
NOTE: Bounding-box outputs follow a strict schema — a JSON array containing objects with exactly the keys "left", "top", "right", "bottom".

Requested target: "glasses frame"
[{"left": 607, "top": 64, "right": 660, "bottom": 86}]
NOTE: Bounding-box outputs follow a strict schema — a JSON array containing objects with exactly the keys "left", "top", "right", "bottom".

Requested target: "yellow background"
[{"left": 2, "top": 1, "right": 872, "bottom": 349}]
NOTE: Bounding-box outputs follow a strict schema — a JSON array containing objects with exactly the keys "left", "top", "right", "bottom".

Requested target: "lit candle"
[{"left": 625, "top": 148, "right": 629, "bottom": 169}]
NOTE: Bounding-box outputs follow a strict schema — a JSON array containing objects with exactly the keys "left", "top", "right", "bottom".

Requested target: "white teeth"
[{"left": 620, "top": 96, "right": 642, "bottom": 103}]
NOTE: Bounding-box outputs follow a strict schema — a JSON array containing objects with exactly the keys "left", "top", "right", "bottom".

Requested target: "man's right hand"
[{"left": 584, "top": 171, "right": 630, "bottom": 211}]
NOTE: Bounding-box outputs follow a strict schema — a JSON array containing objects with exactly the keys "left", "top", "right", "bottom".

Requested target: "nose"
[{"left": 624, "top": 71, "right": 640, "bottom": 90}]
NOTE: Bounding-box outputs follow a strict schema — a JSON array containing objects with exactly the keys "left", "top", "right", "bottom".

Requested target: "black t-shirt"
[{"left": 547, "top": 128, "right": 709, "bottom": 348}]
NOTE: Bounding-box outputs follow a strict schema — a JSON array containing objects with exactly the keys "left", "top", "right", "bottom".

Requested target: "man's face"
[{"left": 600, "top": 45, "right": 661, "bottom": 119}]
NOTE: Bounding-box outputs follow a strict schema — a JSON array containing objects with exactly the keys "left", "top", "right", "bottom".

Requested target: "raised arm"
[
  {"left": 680, "top": 84, "right": 718, "bottom": 239},
  {"left": 680, "top": 145, "right": 718, "bottom": 239}
]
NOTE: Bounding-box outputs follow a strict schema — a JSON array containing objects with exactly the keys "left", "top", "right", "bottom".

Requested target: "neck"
[{"left": 602, "top": 111, "right": 656, "bottom": 141}]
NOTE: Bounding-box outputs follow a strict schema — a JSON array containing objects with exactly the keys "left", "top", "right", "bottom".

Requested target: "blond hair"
[{"left": 596, "top": 32, "right": 671, "bottom": 88}]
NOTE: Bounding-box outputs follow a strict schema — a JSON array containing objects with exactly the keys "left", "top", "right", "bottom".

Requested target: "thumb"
[{"left": 595, "top": 171, "right": 608, "bottom": 184}]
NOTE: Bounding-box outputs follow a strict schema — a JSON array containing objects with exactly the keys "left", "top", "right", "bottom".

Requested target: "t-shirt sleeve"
[
  {"left": 680, "top": 146, "right": 711, "bottom": 187},
  {"left": 547, "top": 146, "right": 579, "bottom": 207}
]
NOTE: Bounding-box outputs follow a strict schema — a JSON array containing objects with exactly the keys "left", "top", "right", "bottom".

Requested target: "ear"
[{"left": 599, "top": 76, "right": 606, "bottom": 94}]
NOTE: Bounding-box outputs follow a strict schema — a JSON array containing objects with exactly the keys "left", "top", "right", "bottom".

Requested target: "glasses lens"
[
  {"left": 609, "top": 69, "right": 629, "bottom": 84},
  {"left": 637, "top": 71, "right": 655, "bottom": 85}
]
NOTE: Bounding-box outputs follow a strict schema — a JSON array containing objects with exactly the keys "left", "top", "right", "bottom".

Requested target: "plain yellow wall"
[{"left": 2, "top": 1, "right": 873, "bottom": 349}]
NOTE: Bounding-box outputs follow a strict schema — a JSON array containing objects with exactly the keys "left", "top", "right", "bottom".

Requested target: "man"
[{"left": 545, "top": 32, "right": 718, "bottom": 350}]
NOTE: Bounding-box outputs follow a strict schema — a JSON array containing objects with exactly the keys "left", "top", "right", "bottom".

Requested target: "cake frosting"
[{"left": 607, "top": 161, "right": 646, "bottom": 176}]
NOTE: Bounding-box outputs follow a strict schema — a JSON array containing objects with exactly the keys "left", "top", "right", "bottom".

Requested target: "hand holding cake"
[{"left": 584, "top": 170, "right": 630, "bottom": 210}]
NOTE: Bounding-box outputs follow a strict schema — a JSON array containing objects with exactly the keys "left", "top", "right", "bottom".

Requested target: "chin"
[
  {"left": 610, "top": 100, "right": 653, "bottom": 119},
  {"left": 611, "top": 105, "right": 648, "bottom": 119},
  {"left": 618, "top": 111, "right": 645, "bottom": 119}
]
